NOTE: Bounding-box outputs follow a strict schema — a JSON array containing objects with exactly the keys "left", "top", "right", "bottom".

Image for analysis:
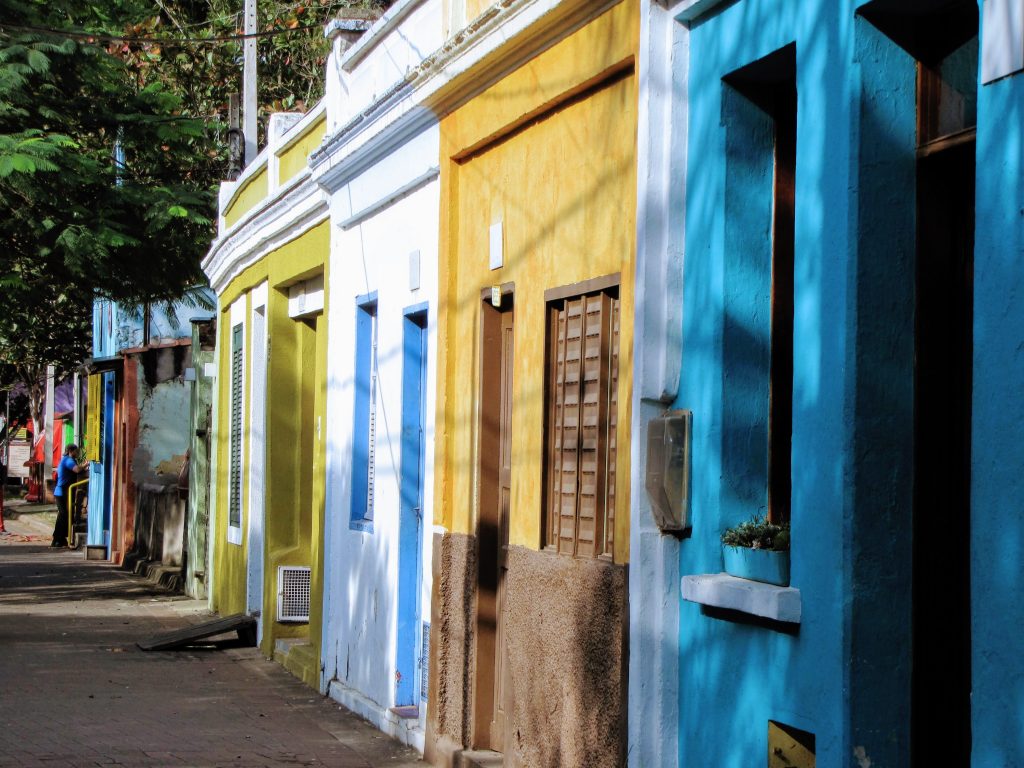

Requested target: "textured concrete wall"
[
  {"left": 425, "top": 537, "right": 627, "bottom": 768},
  {"left": 426, "top": 531, "right": 477, "bottom": 760},
  {"left": 502, "top": 546, "right": 626, "bottom": 768},
  {"left": 126, "top": 346, "right": 192, "bottom": 573},
  {"left": 186, "top": 319, "right": 216, "bottom": 600}
]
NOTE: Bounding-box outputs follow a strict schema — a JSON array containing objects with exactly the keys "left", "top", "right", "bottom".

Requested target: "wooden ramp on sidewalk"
[{"left": 137, "top": 613, "right": 257, "bottom": 651}]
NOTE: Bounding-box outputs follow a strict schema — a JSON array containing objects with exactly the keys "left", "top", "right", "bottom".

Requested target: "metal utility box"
[{"left": 645, "top": 409, "right": 692, "bottom": 532}]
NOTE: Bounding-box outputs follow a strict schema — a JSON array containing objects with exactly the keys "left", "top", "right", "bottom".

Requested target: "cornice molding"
[
  {"left": 202, "top": 174, "right": 328, "bottom": 295},
  {"left": 336, "top": 0, "right": 430, "bottom": 73},
  {"left": 310, "top": 0, "right": 623, "bottom": 193}
]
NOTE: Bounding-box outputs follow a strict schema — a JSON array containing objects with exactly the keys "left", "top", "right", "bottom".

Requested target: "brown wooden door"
[
  {"left": 491, "top": 308, "right": 513, "bottom": 749},
  {"left": 474, "top": 294, "right": 513, "bottom": 753}
]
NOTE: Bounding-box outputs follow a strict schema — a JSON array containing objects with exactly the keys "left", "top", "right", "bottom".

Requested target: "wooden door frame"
[{"left": 472, "top": 282, "right": 514, "bottom": 750}]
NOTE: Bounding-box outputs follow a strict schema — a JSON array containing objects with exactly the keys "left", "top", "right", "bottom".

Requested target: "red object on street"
[{"left": 25, "top": 475, "right": 42, "bottom": 503}]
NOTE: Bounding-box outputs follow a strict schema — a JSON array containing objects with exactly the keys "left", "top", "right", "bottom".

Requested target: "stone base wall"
[
  {"left": 426, "top": 534, "right": 627, "bottom": 768},
  {"left": 503, "top": 546, "right": 627, "bottom": 768},
  {"left": 426, "top": 531, "right": 478, "bottom": 764}
]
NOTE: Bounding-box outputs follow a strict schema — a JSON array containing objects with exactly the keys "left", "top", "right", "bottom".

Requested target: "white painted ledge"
[
  {"left": 676, "top": 0, "right": 733, "bottom": 24},
  {"left": 681, "top": 573, "right": 802, "bottom": 623},
  {"left": 326, "top": 679, "right": 425, "bottom": 753}
]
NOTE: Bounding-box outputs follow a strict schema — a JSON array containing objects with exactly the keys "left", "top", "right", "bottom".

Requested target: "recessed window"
[
  {"left": 351, "top": 293, "right": 378, "bottom": 529},
  {"left": 918, "top": 35, "right": 978, "bottom": 147},
  {"left": 722, "top": 44, "right": 796, "bottom": 526},
  {"left": 543, "top": 277, "right": 620, "bottom": 558}
]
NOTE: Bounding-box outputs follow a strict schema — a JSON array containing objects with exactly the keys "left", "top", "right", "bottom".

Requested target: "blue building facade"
[
  {"left": 87, "top": 299, "right": 118, "bottom": 554},
  {"left": 636, "top": 0, "right": 1024, "bottom": 765}
]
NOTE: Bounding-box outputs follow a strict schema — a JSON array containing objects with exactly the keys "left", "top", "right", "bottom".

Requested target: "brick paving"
[{"left": 0, "top": 513, "right": 424, "bottom": 768}]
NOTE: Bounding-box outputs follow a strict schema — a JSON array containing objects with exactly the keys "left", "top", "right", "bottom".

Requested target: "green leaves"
[
  {"left": 0, "top": 132, "right": 74, "bottom": 176},
  {"left": 0, "top": 0, "right": 215, "bottom": 305},
  {"left": 721, "top": 515, "right": 791, "bottom": 552}
]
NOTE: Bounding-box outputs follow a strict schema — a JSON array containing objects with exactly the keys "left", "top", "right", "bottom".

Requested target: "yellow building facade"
[
  {"left": 206, "top": 110, "right": 330, "bottom": 689},
  {"left": 427, "top": 2, "right": 638, "bottom": 765}
]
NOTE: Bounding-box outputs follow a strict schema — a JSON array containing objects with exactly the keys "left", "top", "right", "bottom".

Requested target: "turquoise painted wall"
[
  {"left": 681, "top": 1, "right": 850, "bottom": 763},
  {"left": 679, "top": 1, "right": 1024, "bottom": 765},
  {"left": 971, "top": 6, "right": 1024, "bottom": 764}
]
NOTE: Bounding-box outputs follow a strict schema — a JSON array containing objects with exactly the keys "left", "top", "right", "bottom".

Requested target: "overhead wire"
[{"left": 0, "top": 17, "right": 349, "bottom": 45}]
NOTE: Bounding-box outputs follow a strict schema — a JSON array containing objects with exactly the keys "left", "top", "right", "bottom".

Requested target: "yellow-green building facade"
[{"left": 203, "top": 108, "right": 330, "bottom": 688}]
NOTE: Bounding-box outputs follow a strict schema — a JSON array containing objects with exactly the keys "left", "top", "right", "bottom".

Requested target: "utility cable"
[{"left": 0, "top": 19, "right": 344, "bottom": 45}]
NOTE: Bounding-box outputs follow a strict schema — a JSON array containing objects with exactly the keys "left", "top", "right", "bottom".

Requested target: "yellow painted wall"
[
  {"left": 211, "top": 221, "right": 330, "bottom": 667},
  {"left": 223, "top": 166, "right": 269, "bottom": 229},
  {"left": 277, "top": 116, "right": 326, "bottom": 187},
  {"left": 465, "top": 0, "right": 492, "bottom": 24},
  {"left": 435, "top": 0, "right": 637, "bottom": 564}
]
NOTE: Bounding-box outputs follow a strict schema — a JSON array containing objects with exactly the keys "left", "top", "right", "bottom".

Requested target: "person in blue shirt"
[{"left": 51, "top": 444, "right": 88, "bottom": 548}]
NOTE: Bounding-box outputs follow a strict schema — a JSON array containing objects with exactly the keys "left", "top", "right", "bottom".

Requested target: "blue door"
[{"left": 395, "top": 307, "right": 427, "bottom": 706}]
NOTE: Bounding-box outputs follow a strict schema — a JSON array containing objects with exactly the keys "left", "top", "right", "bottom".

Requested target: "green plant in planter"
[
  {"left": 721, "top": 515, "right": 790, "bottom": 551},
  {"left": 721, "top": 515, "right": 791, "bottom": 586}
]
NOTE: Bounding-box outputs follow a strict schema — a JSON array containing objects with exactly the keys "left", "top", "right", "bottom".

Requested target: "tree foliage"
[{"left": 0, "top": 0, "right": 385, "bottom": 426}]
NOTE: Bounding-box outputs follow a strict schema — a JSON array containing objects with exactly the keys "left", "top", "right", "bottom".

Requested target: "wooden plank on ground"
[{"left": 137, "top": 613, "right": 257, "bottom": 651}]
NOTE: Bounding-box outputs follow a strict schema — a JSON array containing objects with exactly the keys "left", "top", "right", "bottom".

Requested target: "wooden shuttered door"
[
  {"left": 547, "top": 288, "right": 620, "bottom": 558},
  {"left": 229, "top": 323, "right": 244, "bottom": 528}
]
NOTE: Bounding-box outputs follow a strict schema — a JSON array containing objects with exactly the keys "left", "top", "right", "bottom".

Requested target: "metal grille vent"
[
  {"left": 229, "top": 323, "right": 244, "bottom": 528},
  {"left": 277, "top": 566, "right": 311, "bottom": 622},
  {"left": 420, "top": 622, "right": 430, "bottom": 700}
]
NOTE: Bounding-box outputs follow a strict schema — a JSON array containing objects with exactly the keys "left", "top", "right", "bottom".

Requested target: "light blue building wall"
[{"left": 667, "top": 0, "right": 1019, "bottom": 765}]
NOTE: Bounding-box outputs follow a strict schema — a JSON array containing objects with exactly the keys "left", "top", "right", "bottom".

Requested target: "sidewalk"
[
  {"left": 0, "top": 518, "right": 424, "bottom": 768},
  {"left": 0, "top": 498, "right": 58, "bottom": 544}
]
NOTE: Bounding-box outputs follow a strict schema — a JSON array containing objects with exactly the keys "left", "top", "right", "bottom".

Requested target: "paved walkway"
[{"left": 0, "top": 514, "right": 424, "bottom": 768}]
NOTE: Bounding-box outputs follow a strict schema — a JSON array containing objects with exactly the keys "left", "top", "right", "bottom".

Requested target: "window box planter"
[
  {"left": 722, "top": 545, "right": 790, "bottom": 587},
  {"left": 720, "top": 515, "right": 791, "bottom": 587}
]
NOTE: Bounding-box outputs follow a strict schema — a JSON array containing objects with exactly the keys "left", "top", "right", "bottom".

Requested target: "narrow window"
[
  {"left": 228, "top": 322, "right": 244, "bottom": 529},
  {"left": 544, "top": 278, "right": 620, "bottom": 558},
  {"left": 723, "top": 44, "right": 796, "bottom": 526},
  {"left": 769, "top": 75, "right": 796, "bottom": 527},
  {"left": 351, "top": 294, "right": 378, "bottom": 528}
]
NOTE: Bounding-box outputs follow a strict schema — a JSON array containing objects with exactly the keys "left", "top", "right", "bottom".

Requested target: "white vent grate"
[{"left": 277, "top": 566, "right": 311, "bottom": 622}]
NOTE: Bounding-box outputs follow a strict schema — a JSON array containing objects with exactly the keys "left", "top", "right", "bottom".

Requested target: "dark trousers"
[{"left": 52, "top": 493, "right": 70, "bottom": 545}]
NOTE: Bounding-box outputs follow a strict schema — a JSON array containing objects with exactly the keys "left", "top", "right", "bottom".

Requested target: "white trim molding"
[
  {"left": 334, "top": 0, "right": 431, "bottom": 73},
  {"left": 203, "top": 174, "right": 329, "bottom": 294},
  {"left": 310, "top": 0, "right": 624, "bottom": 193},
  {"left": 629, "top": 2, "right": 690, "bottom": 767}
]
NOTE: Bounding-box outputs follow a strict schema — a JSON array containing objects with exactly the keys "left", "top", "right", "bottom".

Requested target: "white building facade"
[{"left": 312, "top": 0, "right": 443, "bottom": 751}]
